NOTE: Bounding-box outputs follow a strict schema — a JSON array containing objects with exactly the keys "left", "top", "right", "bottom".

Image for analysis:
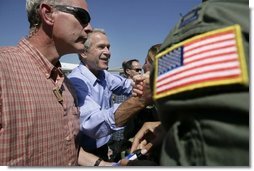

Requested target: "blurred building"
[{"left": 61, "top": 62, "right": 123, "bottom": 75}]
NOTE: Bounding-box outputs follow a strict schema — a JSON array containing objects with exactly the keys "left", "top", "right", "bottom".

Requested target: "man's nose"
[
  {"left": 84, "top": 23, "right": 93, "bottom": 33},
  {"left": 104, "top": 48, "right": 111, "bottom": 57}
]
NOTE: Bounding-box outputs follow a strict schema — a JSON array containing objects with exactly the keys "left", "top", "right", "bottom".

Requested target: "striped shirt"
[{"left": 0, "top": 39, "right": 80, "bottom": 166}]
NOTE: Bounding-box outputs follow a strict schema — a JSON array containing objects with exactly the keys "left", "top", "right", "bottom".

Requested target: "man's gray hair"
[
  {"left": 79, "top": 28, "right": 107, "bottom": 62},
  {"left": 26, "top": 0, "right": 87, "bottom": 29},
  {"left": 26, "top": 0, "right": 60, "bottom": 29},
  {"left": 84, "top": 28, "right": 107, "bottom": 50}
]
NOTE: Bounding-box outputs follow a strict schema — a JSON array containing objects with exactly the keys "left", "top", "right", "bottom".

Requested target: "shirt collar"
[
  {"left": 18, "top": 38, "right": 63, "bottom": 80},
  {"left": 50, "top": 63, "right": 64, "bottom": 85},
  {"left": 78, "top": 62, "right": 105, "bottom": 85}
]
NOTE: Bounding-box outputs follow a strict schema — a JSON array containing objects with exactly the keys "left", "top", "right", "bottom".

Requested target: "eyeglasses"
[
  {"left": 54, "top": 5, "right": 91, "bottom": 25},
  {"left": 131, "top": 68, "right": 142, "bottom": 72}
]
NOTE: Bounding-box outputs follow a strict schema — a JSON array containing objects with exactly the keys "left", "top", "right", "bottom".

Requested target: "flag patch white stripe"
[{"left": 155, "top": 26, "right": 246, "bottom": 98}]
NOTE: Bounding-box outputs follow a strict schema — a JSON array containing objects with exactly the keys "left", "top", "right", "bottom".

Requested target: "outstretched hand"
[{"left": 131, "top": 121, "right": 163, "bottom": 153}]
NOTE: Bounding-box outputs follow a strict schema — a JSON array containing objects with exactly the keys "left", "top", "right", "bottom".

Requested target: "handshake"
[{"left": 131, "top": 71, "right": 153, "bottom": 106}]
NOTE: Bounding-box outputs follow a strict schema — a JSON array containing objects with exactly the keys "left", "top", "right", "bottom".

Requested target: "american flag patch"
[{"left": 154, "top": 25, "right": 248, "bottom": 100}]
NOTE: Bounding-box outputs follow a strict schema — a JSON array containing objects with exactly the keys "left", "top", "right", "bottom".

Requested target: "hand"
[
  {"left": 132, "top": 72, "right": 153, "bottom": 105},
  {"left": 132, "top": 74, "right": 145, "bottom": 97},
  {"left": 78, "top": 147, "right": 115, "bottom": 166},
  {"left": 142, "top": 72, "right": 153, "bottom": 105},
  {"left": 116, "top": 149, "right": 148, "bottom": 166},
  {"left": 99, "top": 160, "right": 116, "bottom": 166},
  {"left": 118, "top": 159, "right": 129, "bottom": 166},
  {"left": 131, "top": 121, "right": 163, "bottom": 153}
]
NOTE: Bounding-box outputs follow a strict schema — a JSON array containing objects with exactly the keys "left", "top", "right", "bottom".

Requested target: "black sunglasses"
[
  {"left": 54, "top": 5, "right": 91, "bottom": 25},
  {"left": 132, "top": 68, "right": 142, "bottom": 72}
]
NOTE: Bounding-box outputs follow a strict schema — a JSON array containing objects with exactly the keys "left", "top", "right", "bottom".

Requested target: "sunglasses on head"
[{"left": 54, "top": 5, "right": 91, "bottom": 25}]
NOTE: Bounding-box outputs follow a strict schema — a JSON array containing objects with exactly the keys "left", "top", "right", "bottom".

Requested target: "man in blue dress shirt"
[{"left": 68, "top": 28, "right": 150, "bottom": 161}]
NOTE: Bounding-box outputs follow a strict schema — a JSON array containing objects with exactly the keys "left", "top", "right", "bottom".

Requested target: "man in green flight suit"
[{"left": 152, "top": 0, "right": 249, "bottom": 166}]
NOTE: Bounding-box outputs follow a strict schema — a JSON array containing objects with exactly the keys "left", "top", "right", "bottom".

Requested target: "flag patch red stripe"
[
  {"left": 156, "top": 72, "right": 240, "bottom": 94},
  {"left": 155, "top": 29, "right": 241, "bottom": 96}
]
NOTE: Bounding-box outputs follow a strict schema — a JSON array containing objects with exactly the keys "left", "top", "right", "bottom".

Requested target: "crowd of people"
[{"left": 0, "top": 0, "right": 249, "bottom": 167}]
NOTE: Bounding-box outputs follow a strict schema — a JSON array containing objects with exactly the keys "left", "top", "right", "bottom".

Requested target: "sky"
[{"left": 1, "top": 0, "right": 201, "bottom": 69}]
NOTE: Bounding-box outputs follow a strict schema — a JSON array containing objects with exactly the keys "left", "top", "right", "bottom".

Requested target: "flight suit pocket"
[{"left": 170, "top": 118, "right": 206, "bottom": 165}]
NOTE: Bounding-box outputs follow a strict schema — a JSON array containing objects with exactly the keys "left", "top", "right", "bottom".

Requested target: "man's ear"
[
  {"left": 80, "top": 52, "right": 87, "bottom": 59},
  {"left": 39, "top": 3, "right": 54, "bottom": 26},
  {"left": 126, "top": 68, "right": 131, "bottom": 76}
]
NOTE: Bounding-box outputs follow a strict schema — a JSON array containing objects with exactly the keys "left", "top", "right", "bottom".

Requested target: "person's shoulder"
[
  {"left": 68, "top": 66, "right": 80, "bottom": 77},
  {"left": 0, "top": 38, "right": 28, "bottom": 56},
  {"left": 0, "top": 46, "right": 19, "bottom": 55},
  {"left": 0, "top": 39, "right": 29, "bottom": 61},
  {"left": 105, "top": 71, "right": 132, "bottom": 84},
  {"left": 106, "top": 71, "right": 126, "bottom": 79},
  {"left": 68, "top": 65, "right": 94, "bottom": 87},
  {"left": 0, "top": 45, "right": 21, "bottom": 66},
  {"left": 68, "top": 64, "right": 88, "bottom": 78},
  {"left": 103, "top": 70, "right": 116, "bottom": 79}
]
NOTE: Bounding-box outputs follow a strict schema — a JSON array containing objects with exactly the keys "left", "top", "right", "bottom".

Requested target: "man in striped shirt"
[{"left": 0, "top": 0, "right": 92, "bottom": 166}]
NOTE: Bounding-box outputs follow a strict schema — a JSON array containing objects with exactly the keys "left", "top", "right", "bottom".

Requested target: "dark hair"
[
  {"left": 146, "top": 44, "right": 161, "bottom": 64},
  {"left": 122, "top": 59, "right": 139, "bottom": 75}
]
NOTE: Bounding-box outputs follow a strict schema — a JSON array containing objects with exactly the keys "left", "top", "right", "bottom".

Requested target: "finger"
[
  {"left": 119, "top": 159, "right": 129, "bottom": 166},
  {"left": 132, "top": 89, "right": 143, "bottom": 97},
  {"left": 144, "top": 142, "right": 153, "bottom": 151},
  {"left": 137, "top": 139, "right": 148, "bottom": 150},
  {"left": 131, "top": 138, "right": 140, "bottom": 153},
  {"left": 131, "top": 134, "right": 143, "bottom": 152},
  {"left": 131, "top": 130, "right": 148, "bottom": 152},
  {"left": 132, "top": 92, "right": 138, "bottom": 97},
  {"left": 133, "top": 75, "right": 145, "bottom": 82}
]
